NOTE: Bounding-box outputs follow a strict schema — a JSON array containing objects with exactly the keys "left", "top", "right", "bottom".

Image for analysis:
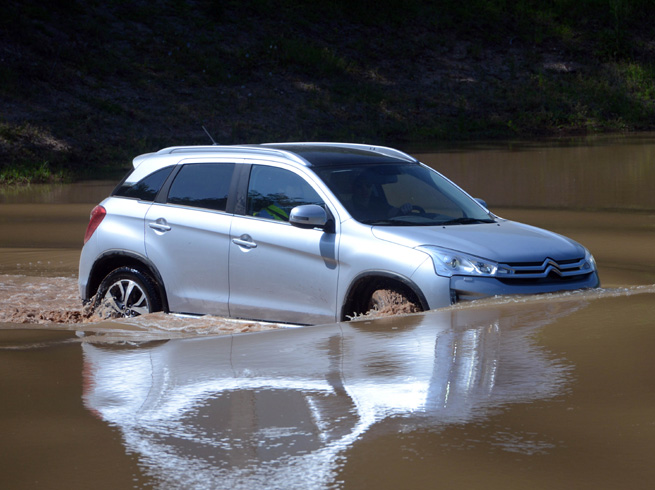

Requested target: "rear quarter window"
[{"left": 113, "top": 166, "right": 174, "bottom": 201}]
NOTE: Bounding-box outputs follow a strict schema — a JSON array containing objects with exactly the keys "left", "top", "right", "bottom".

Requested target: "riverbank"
[{"left": 2, "top": 0, "right": 654, "bottom": 183}]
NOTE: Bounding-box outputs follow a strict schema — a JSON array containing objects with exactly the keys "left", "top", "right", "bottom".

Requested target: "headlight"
[
  {"left": 417, "top": 246, "right": 503, "bottom": 278},
  {"left": 583, "top": 248, "right": 597, "bottom": 271}
]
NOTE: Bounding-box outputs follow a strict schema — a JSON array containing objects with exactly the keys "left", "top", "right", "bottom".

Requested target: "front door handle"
[
  {"left": 148, "top": 219, "right": 171, "bottom": 232},
  {"left": 232, "top": 234, "right": 257, "bottom": 249}
]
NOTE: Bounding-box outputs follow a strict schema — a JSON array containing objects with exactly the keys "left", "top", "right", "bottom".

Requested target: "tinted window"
[
  {"left": 247, "top": 166, "right": 323, "bottom": 221},
  {"left": 113, "top": 166, "right": 174, "bottom": 201},
  {"left": 167, "top": 163, "right": 235, "bottom": 212}
]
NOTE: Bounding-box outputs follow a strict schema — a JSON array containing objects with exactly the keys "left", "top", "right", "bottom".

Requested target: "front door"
[{"left": 228, "top": 165, "right": 339, "bottom": 324}]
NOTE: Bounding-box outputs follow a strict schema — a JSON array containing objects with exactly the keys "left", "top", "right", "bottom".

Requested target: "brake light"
[{"left": 84, "top": 205, "right": 106, "bottom": 244}]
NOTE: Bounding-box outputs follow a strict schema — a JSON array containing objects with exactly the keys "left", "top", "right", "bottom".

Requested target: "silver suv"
[{"left": 79, "top": 143, "right": 599, "bottom": 324}]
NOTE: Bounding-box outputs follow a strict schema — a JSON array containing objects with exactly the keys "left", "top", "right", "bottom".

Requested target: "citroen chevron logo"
[{"left": 543, "top": 259, "right": 564, "bottom": 276}]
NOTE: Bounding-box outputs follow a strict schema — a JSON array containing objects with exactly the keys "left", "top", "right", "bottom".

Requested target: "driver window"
[{"left": 247, "top": 166, "right": 324, "bottom": 221}]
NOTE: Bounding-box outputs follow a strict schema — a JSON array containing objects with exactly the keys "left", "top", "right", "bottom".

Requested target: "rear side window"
[
  {"left": 167, "top": 163, "right": 235, "bottom": 212},
  {"left": 113, "top": 166, "right": 174, "bottom": 201}
]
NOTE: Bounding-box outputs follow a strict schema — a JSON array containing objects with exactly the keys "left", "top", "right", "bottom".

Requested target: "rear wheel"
[{"left": 93, "top": 267, "right": 162, "bottom": 319}]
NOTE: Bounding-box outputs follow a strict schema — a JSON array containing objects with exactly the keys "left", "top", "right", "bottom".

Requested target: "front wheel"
[
  {"left": 93, "top": 267, "right": 162, "bottom": 319},
  {"left": 365, "top": 288, "right": 421, "bottom": 316}
]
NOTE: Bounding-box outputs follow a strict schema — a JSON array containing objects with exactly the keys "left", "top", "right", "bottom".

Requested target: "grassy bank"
[{"left": 1, "top": 0, "right": 654, "bottom": 183}]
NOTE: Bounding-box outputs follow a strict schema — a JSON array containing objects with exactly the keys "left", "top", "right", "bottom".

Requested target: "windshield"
[{"left": 313, "top": 163, "right": 494, "bottom": 226}]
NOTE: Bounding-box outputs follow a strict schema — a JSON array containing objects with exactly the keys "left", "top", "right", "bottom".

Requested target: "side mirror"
[
  {"left": 474, "top": 198, "right": 488, "bottom": 209},
  {"left": 289, "top": 204, "right": 328, "bottom": 229}
]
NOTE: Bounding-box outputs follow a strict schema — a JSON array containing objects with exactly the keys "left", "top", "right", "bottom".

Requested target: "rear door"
[
  {"left": 145, "top": 162, "right": 235, "bottom": 315},
  {"left": 228, "top": 164, "right": 339, "bottom": 324}
]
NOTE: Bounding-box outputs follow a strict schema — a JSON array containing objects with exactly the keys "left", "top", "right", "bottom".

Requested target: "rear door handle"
[
  {"left": 148, "top": 219, "right": 171, "bottom": 232},
  {"left": 232, "top": 234, "right": 257, "bottom": 249}
]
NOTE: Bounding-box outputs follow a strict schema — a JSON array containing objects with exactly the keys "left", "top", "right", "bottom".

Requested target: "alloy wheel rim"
[{"left": 104, "top": 279, "right": 149, "bottom": 317}]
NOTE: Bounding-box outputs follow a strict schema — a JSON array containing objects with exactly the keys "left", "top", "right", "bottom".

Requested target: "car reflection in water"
[{"left": 82, "top": 300, "right": 582, "bottom": 489}]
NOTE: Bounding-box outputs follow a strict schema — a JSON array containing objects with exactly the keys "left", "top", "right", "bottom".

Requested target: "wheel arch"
[
  {"left": 340, "top": 271, "right": 429, "bottom": 321},
  {"left": 86, "top": 250, "right": 169, "bottom": 312}
]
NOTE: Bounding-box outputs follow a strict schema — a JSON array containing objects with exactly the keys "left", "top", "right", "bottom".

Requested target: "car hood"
[{"left": 371, "top": 220, "right": 586, "bottom": 263}]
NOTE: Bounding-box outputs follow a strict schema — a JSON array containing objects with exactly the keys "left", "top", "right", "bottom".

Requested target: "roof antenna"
[{"left": 202, "top": 125, "right": 218, "bottom": 145}]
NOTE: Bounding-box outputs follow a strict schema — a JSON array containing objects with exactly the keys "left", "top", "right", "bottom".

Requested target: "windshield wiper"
[
  {"left": 366, "top": 220, "right": 404, "bottom": 226},
  {"left": 440, "top": 217, "right": 496, "bottom": 226}
]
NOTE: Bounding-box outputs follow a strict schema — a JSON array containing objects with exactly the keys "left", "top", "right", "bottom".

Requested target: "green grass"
[{"left": 0, "top": 161, "right": 66, "bottom": 185}]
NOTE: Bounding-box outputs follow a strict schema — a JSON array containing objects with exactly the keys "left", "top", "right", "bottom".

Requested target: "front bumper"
[{"left": 450, "top": 271, "right": 600, "bottom": 302}]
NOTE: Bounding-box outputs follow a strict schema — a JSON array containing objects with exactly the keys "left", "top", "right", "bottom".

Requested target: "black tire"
[{"left": 93, "top": 267, "right": 162, "bottom": 319}]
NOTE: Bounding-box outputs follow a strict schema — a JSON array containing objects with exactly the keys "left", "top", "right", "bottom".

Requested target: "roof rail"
[
  {"left": 260, "top": 142, "right": 417, "bottom": 162},
  {"left": 158, "top": 145, "right": 227, "bottom": 154},
  {"left": 151, "top": 145, "right": 310, "bottom": 166}
]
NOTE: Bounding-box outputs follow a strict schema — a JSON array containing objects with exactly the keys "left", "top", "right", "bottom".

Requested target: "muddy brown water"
[{"left": 1, "top": 135, "right": 654, "bottom": 489}]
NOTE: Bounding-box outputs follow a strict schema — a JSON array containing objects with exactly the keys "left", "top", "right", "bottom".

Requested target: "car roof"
[
  {"left": 138, "top": 142, "right": 415, "bottom": 166},
  {"left": 126, "top": 142, "right": 417, "bottom": 184}
]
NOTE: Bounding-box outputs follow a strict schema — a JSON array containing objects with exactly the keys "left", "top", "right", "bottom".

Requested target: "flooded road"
[{"left": 1, "top": 134, "right": 655, "bottom": 489}]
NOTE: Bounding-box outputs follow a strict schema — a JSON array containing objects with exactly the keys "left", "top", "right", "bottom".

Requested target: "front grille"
[{"left": 496, "top": 257, "right": 590, "bottom": 282}]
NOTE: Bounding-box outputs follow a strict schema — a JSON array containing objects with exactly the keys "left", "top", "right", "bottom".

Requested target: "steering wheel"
[{"left": 410, "top": 205, "right": 426, "bottom": 214}]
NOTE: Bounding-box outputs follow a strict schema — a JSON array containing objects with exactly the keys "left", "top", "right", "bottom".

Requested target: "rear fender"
[{"left": 87, "top": 250, "right": 169, "bottom": 312}]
